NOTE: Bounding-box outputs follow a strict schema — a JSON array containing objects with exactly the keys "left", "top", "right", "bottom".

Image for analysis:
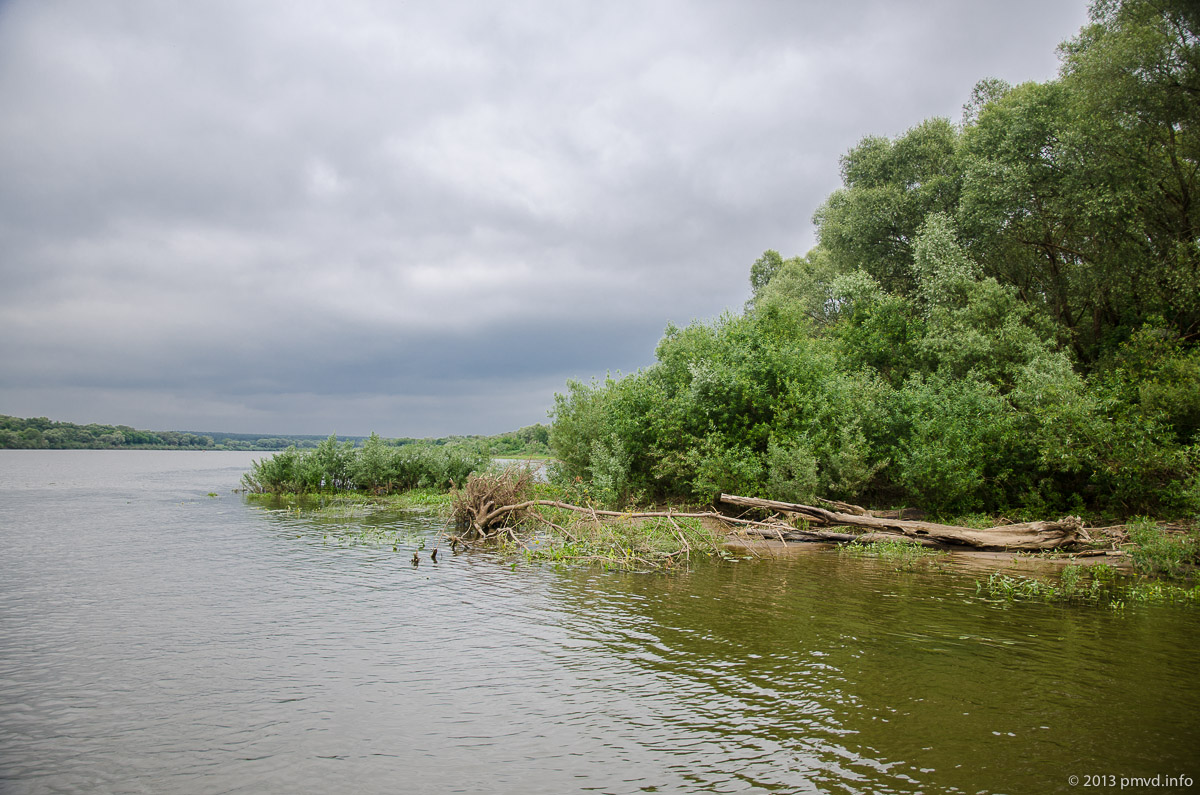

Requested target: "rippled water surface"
[{"left": 2, "top": 451, "right": 1198, "bottom": 794}]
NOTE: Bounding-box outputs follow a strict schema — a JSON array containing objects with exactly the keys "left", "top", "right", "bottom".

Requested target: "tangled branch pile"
[
  {"left": 450, "top": 465, "right": 536, "bottom": 540},
  {"left": 447, "top": 468, "right": 729, "bottom": 567}
]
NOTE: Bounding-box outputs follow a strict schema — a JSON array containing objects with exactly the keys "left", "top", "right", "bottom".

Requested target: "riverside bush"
[{"left": 243, "top": 434, "right": 488, "bottom": 495}]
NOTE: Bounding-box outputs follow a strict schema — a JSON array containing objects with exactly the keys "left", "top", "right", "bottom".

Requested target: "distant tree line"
[
  {"left": 203, "top": 432, "right": 360, "bottom": 451},
  {"left": 485, "top": 424, "right": 552, "bottom": 457},
  {"left": 0, "top": 415, "right": 214, "bottom": 450},
  {"left": 0, "top": 414, "right": 553, "bottom": 457},
  {"left": 548, "top": 0, "right": 1200, "bottom": 519},
  {"left": 212, "top": 424, "right": 551, "bottom": 455}
]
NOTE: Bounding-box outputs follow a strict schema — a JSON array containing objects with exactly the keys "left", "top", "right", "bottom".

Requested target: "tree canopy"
[{"left": 549, "top": 0, "right": 1200, "bottom": 519}]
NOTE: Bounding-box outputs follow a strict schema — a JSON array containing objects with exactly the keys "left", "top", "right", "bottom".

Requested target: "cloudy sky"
[{"left": 0, "top": 0, "right": 1091, "bottom": 437}]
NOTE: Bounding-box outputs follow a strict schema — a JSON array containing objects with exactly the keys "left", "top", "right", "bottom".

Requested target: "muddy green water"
[{"left": 1, "top": 451, "right": 1197, "bottom": 794}]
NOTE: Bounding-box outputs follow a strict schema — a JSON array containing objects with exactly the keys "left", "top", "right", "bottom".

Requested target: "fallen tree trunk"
[
  {"left": 462, "top": 499, "right": 830, "bottom": 537},
  {"left": 456, "top": 498, "right": 872, "bottom": 545},
  {"left": 455, "top": 492, "right": 1082, "bottom": 551},
  {"left": 732, "top": 525, "right": 941, "bottom": 547},
  {"left": 736, "top": 525, "right": 862, "bottom": 544},
  {"left": 459, "top": 498, "right": 938, "bottom": 548},
  {"left": 464, "top": 499, "right": 722, "bottom": 538},
  {"left": 720, "top": 494, "right": 1083, "bottom": 550}
]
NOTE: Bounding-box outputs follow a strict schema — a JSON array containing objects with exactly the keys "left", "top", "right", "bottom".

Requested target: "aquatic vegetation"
[
  {"left": 1123, "top": 579, "right": 1200, "bottom": 605},
  {"left": 518, "top": 513, "right": 726, "bottom": 572},
  {"left": 977, "top": 565, "right": 1198, "bottom": 608},
  {"left": 321, "top": 525, "right": 405, "bottom": 548},
  {"left": 387, "top": 488, "right": 454, "bottom": 511},
  {"left": 247, "top": 487, "right": 453, "bottom": 518},
  {"left": 314, "top": 520, "right": 445, "bottom": 550},
  {"left": 979, "top": 572, "right": 1063, "bottom": 600},
  {"left": 1126, "top": 517, "right": 1199, "bottom": 578},
  {"left": 839, "top": 538, "right": 945, "bottom": 570}
]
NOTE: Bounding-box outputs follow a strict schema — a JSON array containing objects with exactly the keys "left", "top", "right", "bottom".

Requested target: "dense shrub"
[
  {"left": 243, "top": 434, "right": 488, "bottom": 495},
  {"left": 550, "top": 304, "right": 1200, "bottom": 516}
]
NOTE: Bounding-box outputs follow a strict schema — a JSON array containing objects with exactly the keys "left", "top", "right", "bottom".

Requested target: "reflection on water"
[{"left": 1, "top": 451, "right": 1197, "bottom": 794}]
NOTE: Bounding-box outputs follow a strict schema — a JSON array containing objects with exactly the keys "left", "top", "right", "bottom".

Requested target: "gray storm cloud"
[{"left": 0, "top": 0, "right": 1090, "bottom": 435}]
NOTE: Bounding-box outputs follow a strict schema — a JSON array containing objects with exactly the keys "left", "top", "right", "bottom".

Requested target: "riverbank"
[
  {"left": 241, "top": 461, "right": 1198, "bottom": 607},
  {"left": 446, "top": 468, "right": 1195, "bottom": 570}
]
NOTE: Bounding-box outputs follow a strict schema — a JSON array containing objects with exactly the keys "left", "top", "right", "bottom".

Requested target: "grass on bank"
[
  {"left": 1126, "top": 517, "right": 1199, "bottom": 578},
  {"left": 839, "top": 534, "right": 1198, "bottom": 607}
]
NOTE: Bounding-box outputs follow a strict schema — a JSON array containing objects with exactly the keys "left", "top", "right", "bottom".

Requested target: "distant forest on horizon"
[{"left": 0, "top": 414, "right": 551, "bottom": 457}]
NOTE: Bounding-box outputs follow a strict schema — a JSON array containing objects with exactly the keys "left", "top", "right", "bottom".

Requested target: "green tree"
[
  {"left": 548, "top": 0, "right": 1200, "bottom": 518},
  {"left": 748, "top": 249, "right": 784, "bottom": 304},
  {"left": 815, "top": 117, "right": 962, "bottom": 294}
]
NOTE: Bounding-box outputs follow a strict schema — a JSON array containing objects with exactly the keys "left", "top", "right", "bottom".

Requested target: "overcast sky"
[{"left": 0, "top": 0, "right": 1091, "bottom": 437}]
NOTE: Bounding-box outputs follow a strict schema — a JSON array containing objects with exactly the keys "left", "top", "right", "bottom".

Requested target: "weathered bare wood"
[
  {"left": 1064, "top": 549, "right": 1128, "bottom": 559},
  {"left": 720, "top": 494, "right": 1083, "bottom": 550},
  {"left": 738, "top": 526, "right": 861, "bottom": 543},
  {"left": 465, "top": 499, "right": 732, "bottom": 539},
  {"left": 816, "top": 497, "right": 870, "bottom": 515}
]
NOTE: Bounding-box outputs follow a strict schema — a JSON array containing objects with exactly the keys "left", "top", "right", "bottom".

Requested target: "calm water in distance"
[{"left": 1, "top": 450, "right": 1197, "bottom": 794}]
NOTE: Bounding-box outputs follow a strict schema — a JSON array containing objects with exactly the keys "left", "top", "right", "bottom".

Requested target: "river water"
[{"left": 1, "top": 450, "right": 1197, "bottom": 794}]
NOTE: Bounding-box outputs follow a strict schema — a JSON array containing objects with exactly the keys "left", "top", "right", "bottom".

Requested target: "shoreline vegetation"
[
  {"left": 244, "top": 461, "right": 1197, "bottom": 608},
  {"left": 345, "top": 0, "right": 1198, "bottom": 598},
  {"left": 529, "top": 0, "right": 1200, "bottom": 597},
  {"left": 447, "top": 466, "right": 1195, "bottom": 576}
]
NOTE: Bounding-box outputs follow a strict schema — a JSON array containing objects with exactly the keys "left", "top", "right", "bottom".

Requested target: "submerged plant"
[
  {"left": 839, "top": 538, "right": 944, "bottom": 570},
  {"left": 978, "top": 572, "right": 1059, "bottom": 600}
]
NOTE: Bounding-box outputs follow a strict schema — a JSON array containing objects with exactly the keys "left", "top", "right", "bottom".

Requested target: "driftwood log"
[{"left": 720, "top": 494, "right": 1084, "bottom": 551}]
